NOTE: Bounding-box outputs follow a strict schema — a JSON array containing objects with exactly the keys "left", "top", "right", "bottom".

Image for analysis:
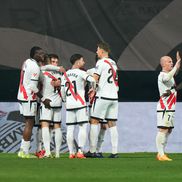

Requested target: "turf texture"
[{"left": 0, "top": 153, "right": 182, "bottom": 182}]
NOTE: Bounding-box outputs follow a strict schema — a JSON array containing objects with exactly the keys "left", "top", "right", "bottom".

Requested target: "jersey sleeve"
[
  {"left": 60, "top": 75, "right": 66, "bottom": 102},
  {"left": 94, "top": 60, "right": 102, "bottom": 76},
  {"left": 29, "top": 65, "right": 40, "bottom": 93}
]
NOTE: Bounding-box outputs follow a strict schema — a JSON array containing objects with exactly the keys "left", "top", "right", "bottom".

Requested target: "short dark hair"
[
  {"left": 48, "top": 54, "right": 59, "bottom": 60},
  {"left": 97, "top": 42, "right": 111, "bottom": 53},
  {"left": 30, "top": 46, "right": 42, "bottom": 58},
  {"left": 70, "top": 54, "right": 83, "bottom": 65}
]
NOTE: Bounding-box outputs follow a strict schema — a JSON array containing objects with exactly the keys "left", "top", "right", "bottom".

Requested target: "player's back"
[
  {"left": 95, "top": 58, "right": 118, "bottom": 99},
  {"left": 17, "top": 58, "right": 40, "bottom": 101},
  {"left": 63, "top": 69, "right": 87, "bottom": 109}
]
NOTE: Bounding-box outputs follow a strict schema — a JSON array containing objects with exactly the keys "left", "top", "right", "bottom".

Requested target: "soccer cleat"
[
  {"left": 84, "top": 151, "right": 99, "bottom": 158},
  {"left": 156, "top": 154, "right": 172, "bottom": 161},
  {"left": 108, "top": 153, "right": 119, "bottom": 158},
  {"left": 18, "top": 150, "right": 25, "bottom": 158},
  {"left": 55, "top": 153, "right": 60, "bottom": 158},
  {"left": 35, "top": 150, "right": 46, "bottom": 158},
  {"left": 18, "top": 151, "right": 36, "bottom": 159},
  {"left": 76, "top": 152, "right": 86, "bottom": 159},
  {"left": 69, "top": 154, "right": 76, "bottom": 159},
  {"left": 96, "top": 152, "right": 104, "bottom": 158}
]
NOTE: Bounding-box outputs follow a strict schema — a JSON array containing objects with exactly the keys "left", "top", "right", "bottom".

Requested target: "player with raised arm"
[
  {"left": 156, "top": 52, "right": 181, "bottom": 161},
  {"left": 89, "top": 42, "right": 119, "bottom": 158},
  {"left": 61, "top": 54, "right": 96, "bottom": 159}
]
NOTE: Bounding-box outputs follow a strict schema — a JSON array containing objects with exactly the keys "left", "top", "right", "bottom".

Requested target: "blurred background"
[{"left": 0, "top": 0, "right": 182, "bottom": 153}]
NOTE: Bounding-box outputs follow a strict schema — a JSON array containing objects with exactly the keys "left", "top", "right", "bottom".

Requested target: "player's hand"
[
  {"left": 175, "top": 51, "right": 181, "bottom": 69},
  {"left": 51, "top": 80, "right": 61, "bottom": 87},
  {"left": 162, "top": 90, "right": 171, "bottom": 97},
  {"left": 88, "top": 88, "right": 96, "bottom": 100},
  {"left": 59, "top": 66, "right": 66, "bottom": 73},
  {"left": 42, "top": 99, "right": 51, "bottom": 109}
]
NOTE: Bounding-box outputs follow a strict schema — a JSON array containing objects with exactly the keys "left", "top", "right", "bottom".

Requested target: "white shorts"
[
  {"left": 91, "top": 97, "right": 118, "bottom": 122},
  {"left": 19, "top": 101, "right": 37, "bottom": 117},
  {"left": 39, "top": 103, "right": 62, "bottom": 123},
  {"left": 157, "top": 111, "right": 175, "bottom": 128},
  {"left": 66, "top": 107, "right": 88, "bottom": 125}
]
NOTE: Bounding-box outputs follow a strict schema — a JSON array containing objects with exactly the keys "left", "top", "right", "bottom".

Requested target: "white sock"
[
  {"left": 54, "top": 128, "right": 62, "bottom": 155},
  {"left": 78, "top": 124, "right": 87, "bottom": 153},
  {"left": 164, "top": 132, "right": 170, "bottom": 150},
  {"left": 67, "top": 125, "right": 75, "bottom": 154},
  {"left": 89, "top": 124, "right": 99, "bottom": 153},
  {"left": 42, "top": 127, "right": 51, "bottom": 156},
  {"left": 96, "top": 128, "right": 106, "bottom": 153},
  {"left": 109, "top": 126, "right": 118, "bottom": 154},
  {"left": 156, "top": 131, "right": 167, "bottom": 156},
  {"left": 20, "top": 138, "right": 25, "bottom": 151},
  {"left": 23, "top": 141, "right": 30, "bottom": 154}
]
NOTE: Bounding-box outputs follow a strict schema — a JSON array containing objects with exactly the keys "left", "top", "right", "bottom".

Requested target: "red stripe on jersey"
[
  {"left": 104, "top": 60, "right": 118, "bottom": 87},
  {"left": 43, "top": 72, "right": 57, "bottom": 81},
  {"left": 168, "top": 95, "right": 176, "bottom": 110},
  {"left": 167, "top": 93, "right": 174, "bottom": 104},
  {"left": 64, "top": 72, "right": 85, "bottom": 105},
  {"left": 159, "top": 97, "right": 165, "bottom": 109},
  {"left": 19, "top": 69, "right": 28, "bottom": 100},
  {"left": 44, "top": 72, "right": 62, "bottom": 98}
]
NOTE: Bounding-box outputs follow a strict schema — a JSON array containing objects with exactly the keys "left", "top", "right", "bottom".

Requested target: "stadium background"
[{"left": 0, "top": 0, "right": 182, "bottom": 153}]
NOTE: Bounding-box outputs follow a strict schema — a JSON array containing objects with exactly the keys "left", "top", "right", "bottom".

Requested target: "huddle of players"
[{"left": 17, "top": 42, "right": 119, "bottom": 159}]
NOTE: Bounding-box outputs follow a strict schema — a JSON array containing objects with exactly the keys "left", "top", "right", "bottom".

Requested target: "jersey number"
[
  {"left": 65, "top": 81, "right": 77, "bottom": 96},
  {"left": 107, "top": 68, "right": 118, "bottom": 84}
]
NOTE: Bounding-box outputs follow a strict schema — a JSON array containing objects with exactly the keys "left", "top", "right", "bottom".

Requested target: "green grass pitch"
[{"left": 0, "top": 153, "right": 182, "bottom": 182}]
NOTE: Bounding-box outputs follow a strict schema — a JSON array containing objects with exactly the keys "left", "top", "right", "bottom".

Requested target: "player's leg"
[
  {"left": 52, "top": 108, "right": 62, "bottom": 158},
  {"left": 106, "top": 100, "right": 119, "bottom": 158},
  {"left": 76, "top": 107, "right": 88, "bottom": 158},
  {"left": 53, "top": 123, "right": 62, "bottom": 158},
  {"left": 41, "top": 121, "right": 51, "bottom": 157},
  {"left": 96, "top": 123, "right": 108, "bottom": 156},
  {"left": 156, "top": 128, "right": 172, "bottom": 161},
  {"left": 39, "top": 104, "right": 52, "bottom": 158},
  {"left": 107, "top": 121, "right": 118, "bottom": 158},
  {"left": 156, "top": 111, "right": 174, "bottom": 161},
  {"left": 18, "top": 101, "right": 37, "bottom": 158},
  {"left": 89, "top": 98, "right": 106, "bottom": 154},
  {"left": 66, "top": 110, "right": 76, "bottom": 158}
]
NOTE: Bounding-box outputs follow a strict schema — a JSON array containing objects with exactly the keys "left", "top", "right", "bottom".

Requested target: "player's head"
[
  {"left": 30, "top": 46, "right": 45, "bottom": 63},
  {"left": 160, "top": 56, "right": 173, "bottom": 72},
  {"left": 49, "top": 54, "right": 59, "bottom": 66},
  {"left": 96, "top": 42, "right": 110, "bottom": 59},
  {"left": 70, "top": 54, "right": 85, "bottom": 68}
]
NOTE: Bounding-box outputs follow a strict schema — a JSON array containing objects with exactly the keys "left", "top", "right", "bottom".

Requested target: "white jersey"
[
  {"left": 17, "top": 58, "right": 40, "bottom": 101},
  {"left": 40, "top": 71, "right": 62, "bottom": 107},
  {"left": 87, "top": 68, "right": 95, "bottom": 76},
  {"left": 61, "top": 69, "right": 90, "bottom": 110},
  {"left": 157, "top": 71, "right": 177, "bottom": 111},
  {"left": 94, "top": 57, "right": 118, "bottom": 99}
]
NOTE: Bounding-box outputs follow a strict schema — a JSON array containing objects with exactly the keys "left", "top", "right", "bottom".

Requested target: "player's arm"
[
  {"left": 162, "top": 59, "right": 181, "bottom": 82},
  {"left": 29, "top": 66, "right": 40, "bottom": 94},
  {"left": 60, "top": 76, "right": 66, "bottom": 102},
  {"left": 41, "top": 65, "right": 65, "bottom": 73}
]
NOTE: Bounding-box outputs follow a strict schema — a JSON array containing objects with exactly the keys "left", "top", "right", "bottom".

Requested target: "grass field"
[{"left": 0, "top": 153, "right": 182, "bottom": 182}]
